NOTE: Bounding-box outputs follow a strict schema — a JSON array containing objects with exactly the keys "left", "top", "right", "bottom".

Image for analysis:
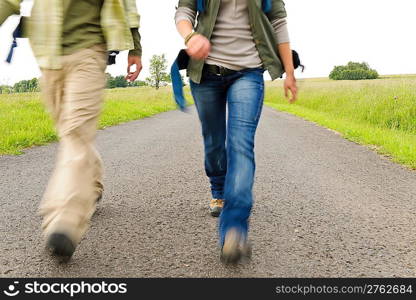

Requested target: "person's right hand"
[{"left": 186, "top": 34, "right": 211, "bottom": 60}]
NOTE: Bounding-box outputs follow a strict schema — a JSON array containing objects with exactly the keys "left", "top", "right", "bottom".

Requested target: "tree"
[
  {"left": 106, "top": 73, "right": 128, "bottom": 89},
  {"left": 106, "top": 73, "right": 147, "bottom": 89},
  {"left": 11, "top": 78, "right": 39, "bottom": 93},
  {"left": 0, "top": 85, "right": 13, "bottom": 94},
  {"left": 329, "top": 62, "right": 379, "bottom": 80},
  {"left": 113, "top": 75, "right": 128, "bottom": 88},
  {"left": 147, "top": 54, "right": 168, "bottom": 89},
  {"left": 128, "top": 80, "right": 147, "bottom": 87}
]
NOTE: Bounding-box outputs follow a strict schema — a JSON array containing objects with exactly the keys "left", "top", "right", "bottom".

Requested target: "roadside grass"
[
  {"left": 100, "top": 87, "right": 177, "bottom": 128},
  {"left": 1, "top": 75, "right": 415, "bottom": 170},
  {"left": 0, "top": 86, "right": 180, "bottom": 155},
  {"left": 265, "top": 76, "right": 416, "bottom": 169}
]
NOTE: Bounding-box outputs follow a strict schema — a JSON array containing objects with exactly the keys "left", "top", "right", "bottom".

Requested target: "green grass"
[
  {"left": 100, "top": 87, "right": 177, "bottom": 127},
  {"left": 265, "top": 75, "right": 416, "bottom": 169},
  {"left": 0, "top": 87, "right": 178, "bottom": 155},
  {"left": 1, "top": 76, "right": 415, "bottom": 170}
]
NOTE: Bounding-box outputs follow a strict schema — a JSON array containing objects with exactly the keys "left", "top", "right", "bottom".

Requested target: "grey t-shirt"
[{"left": 175, "top": 0, "right": 290, "bottom": 71}]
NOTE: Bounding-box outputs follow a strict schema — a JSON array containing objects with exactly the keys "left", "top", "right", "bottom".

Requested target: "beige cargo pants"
[{"left": 39, "top": 44, "right": 107, "bottom": 245}]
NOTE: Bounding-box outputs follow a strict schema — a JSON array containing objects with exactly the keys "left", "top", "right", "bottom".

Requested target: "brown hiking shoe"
[{"left": 209, "top": 199, "right": 224, "bottom": 217}]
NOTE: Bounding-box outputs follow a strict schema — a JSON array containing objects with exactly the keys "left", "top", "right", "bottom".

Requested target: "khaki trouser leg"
[{"left": 39, "top": 45, "right": 107, "bottom": 245}]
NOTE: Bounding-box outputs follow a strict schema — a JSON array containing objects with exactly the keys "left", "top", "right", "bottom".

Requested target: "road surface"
[{"left": 1, "top": 107, "right": 415, "bottom": 277}]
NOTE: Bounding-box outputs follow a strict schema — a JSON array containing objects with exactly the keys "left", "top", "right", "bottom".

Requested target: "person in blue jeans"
[{"left": 175, "top": 0, "right": 297, "bottom": 264}]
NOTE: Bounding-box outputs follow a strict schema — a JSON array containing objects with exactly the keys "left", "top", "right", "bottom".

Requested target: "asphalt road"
[{"left": 1, "top": 107, "right": 415, "bottom": 277}]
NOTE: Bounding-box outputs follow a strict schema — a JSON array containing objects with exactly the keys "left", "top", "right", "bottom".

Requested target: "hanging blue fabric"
[
  {"left": 170, "top": 50, "right": 190, "bottom": 111},
  {"left": 262, "top": 0, "right": 272, "bottom": 14},
  {"left": 6, "top": 17, "right": 23, "bottom": 64},
  {"left": 196, "top": 0, "right": 205, "bottom": 13}
]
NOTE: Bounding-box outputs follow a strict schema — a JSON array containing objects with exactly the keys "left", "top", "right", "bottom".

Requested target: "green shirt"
[
  {"left": 62, "top": 0, "right": 141, "bottom": 56},
  {"left": 177, "top": 0, "right": 287, "bottom": 83},
  {"left": 62, "top": 0, "right": 105, "bottom": 55}
]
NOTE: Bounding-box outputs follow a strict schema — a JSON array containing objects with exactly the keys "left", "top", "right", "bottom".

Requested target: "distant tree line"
[
  {"left": 0, "top": 85, "right": 13, "bottom": 94},
  {"left": 1, "top": 54, "right": 176, "bottom": 94},
  {"left": 1, "top": 75, "right": 163, "bottom": 93},
  {"left": 0, "top": 78, "right": 40, "bottom": 94},
  {"left": 106, "top": 73, "right": 147, "bottom": 89},
  {"left": 0, "top": 75, "right": 150, "bottom": 93},
  {"left": 107, "top": 54, "right": 173, "bottom": 90},
  {"left": 329, "top": 62, "right": 379, "bottom": 80}
]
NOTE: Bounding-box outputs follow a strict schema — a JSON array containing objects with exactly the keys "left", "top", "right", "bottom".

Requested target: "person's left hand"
[
  {"left": 284, "top": 75, "right": 298, "bottom": 103},
  {"left": 126, "top": 55, "right": 142, "bottom": 82}
]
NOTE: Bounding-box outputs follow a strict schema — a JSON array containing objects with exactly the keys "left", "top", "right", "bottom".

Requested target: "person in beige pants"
[
  {"left": 39, "top": 45, "right": 109, "bottom": 255},
  {"left": 1, "top": 0, "right": 143, "bottom": 259}
]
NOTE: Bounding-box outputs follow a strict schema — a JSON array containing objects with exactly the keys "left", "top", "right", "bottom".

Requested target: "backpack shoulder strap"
[{"left": 6, "top": 16, "right": 23, "bottom": 64}]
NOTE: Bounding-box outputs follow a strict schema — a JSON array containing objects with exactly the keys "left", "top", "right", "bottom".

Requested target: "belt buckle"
[{"left": 218, "top": 66, "right": 227, "bottom": 76}]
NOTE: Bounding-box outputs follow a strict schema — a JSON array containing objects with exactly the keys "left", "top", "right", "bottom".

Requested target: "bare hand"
[
  {"left": 126, "top": 55, "right": 142, "bottom": 82},
  {"left": 186, "top": 34, "right": 211, "bottom": 60},
  {"left": 284, "top": 75, "right": 298, "bottom": 103}
]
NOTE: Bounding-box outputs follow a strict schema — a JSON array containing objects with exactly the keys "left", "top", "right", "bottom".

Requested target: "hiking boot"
[
  {"left": 47, "top": 232, "right": 76, "bottom": 260},
  {"left": 220, "top": 228, "right": 252, "bottom": 265},
  {"left": 209, "top": 199, "right": 224, "bottom": 217},
  {"left": 209, "top": 199, "right": 224, "bottom": 218}
]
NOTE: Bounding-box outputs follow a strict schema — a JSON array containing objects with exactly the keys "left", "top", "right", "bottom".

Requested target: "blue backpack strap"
[
  {"left": 262, "top": 0, "right": 272, "bottom": 13},
  {"left": 6, "top": 17, "right": 23, "bottom": 64}
]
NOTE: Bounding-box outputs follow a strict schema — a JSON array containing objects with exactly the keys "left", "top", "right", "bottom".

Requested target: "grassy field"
[
  {"left": 1, "top": 76, "right": 415, "bottom": 169},
  {"left": 265, "top": 75, "right": 416, "bottom": 169},
  {"left": 0, "top": 87, "right": 179, "bottom": 155}
]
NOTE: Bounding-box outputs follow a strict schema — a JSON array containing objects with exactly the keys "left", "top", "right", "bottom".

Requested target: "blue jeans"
[{"left": 190, "top": 68, "right": 265, "bottom": 245}]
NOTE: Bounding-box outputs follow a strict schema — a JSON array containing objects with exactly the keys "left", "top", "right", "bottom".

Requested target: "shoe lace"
[{"left": 213, "top": 199, "right": 223, "bottom": 205}]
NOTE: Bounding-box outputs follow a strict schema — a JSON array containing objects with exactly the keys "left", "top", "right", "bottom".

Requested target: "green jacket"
[
  {"left": 0, "top": 0, "right": 141, "bottom": 69},
  {"left": 177, "top": 0, "right": 287, "bottom": 83}
]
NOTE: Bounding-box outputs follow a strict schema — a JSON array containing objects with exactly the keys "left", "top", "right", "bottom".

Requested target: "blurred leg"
[
  {"left": 39, "top": 45, "right": 107, "bottom": 247},
  {"left": 220, "top": 69, "right": 265, "bottom": 245},
  {"left": 40, "top": 69, "right": 65, "bottom": 125},
  {"left": 190, "top": 77, "right": 227, "bottom": 200}
]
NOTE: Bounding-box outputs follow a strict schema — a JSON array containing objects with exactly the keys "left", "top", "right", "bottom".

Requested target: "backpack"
[{"left": 5, "top": 17, "right": 24, "bottom": 64}]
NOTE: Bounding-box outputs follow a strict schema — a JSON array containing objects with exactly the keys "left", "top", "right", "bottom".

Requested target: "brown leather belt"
[{"left": 204, "top": 64, "right": 238, "bottom": 76}]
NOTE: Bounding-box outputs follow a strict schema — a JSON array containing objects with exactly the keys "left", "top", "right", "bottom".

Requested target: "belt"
[{"left": 204, "top": 64, "right": 238, "bottom": 76}]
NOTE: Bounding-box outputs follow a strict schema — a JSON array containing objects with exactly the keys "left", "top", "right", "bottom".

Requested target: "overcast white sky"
[{"left": 0, "top": 0, "right": 415, "bottom": 84}]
